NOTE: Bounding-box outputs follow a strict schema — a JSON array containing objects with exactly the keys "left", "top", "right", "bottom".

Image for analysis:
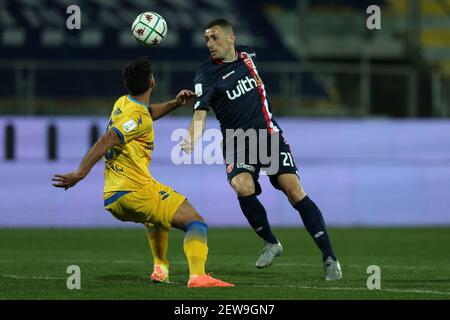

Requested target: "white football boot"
[
  {"left": 255, "top": 241, "right": 283, "bottom": 268},
  {"left": 324, "top": 256, "right": 343, "bottom": 281}
]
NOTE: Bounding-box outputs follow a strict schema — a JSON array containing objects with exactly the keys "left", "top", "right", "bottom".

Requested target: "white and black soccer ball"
[{"left": 131, "top": 12, "right": 167, "bottom": 47}]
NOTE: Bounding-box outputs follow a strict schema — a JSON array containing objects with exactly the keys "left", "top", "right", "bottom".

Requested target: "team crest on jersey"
[
  {"left": 226, "top": 164, "right": 234, "bottom": 173},
  {"left": 113, "top": 107, "right": 122, "bottom": 116},
  {"left": 122, "top": 119, "right": 137, "bottom": 132}
]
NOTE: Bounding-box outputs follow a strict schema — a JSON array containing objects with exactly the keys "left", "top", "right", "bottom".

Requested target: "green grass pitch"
[{"left": 1, "top": 227, "right": 449, "bottom": 300}]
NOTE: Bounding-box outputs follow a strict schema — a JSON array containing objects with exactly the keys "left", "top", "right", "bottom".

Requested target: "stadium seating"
[
  {"left": 0, "top": 0, "right": 296, "bottom": 61},
  {"left": 1, "top": 0, "right": 446, "bottom": 116},
  {"left": 0, "top": 0, "right": 334, "bottom": 113}
]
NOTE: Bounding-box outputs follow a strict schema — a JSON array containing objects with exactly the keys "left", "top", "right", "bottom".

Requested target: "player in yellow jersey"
[{"left": 52, "top": 56, "right": 234, "bottom": 288}]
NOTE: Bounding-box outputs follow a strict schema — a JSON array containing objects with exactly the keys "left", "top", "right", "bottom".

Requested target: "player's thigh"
[
  {"left": 268, "top": 135, "right": 298, "bottom": 188},
  {"left": 267, "top": 136, "right": 305, "bottom": 201},
  {"left": 171, "top": 200, "right": 204, "bottom": 231},
  {"left": 147, "top": 181, "right": 187, "bottom": 229},
  {"left": 104, "top": 191, "right": 151, "bottom": 225},
  {"left": 227, "top": 164, "right": 260, "bottom": 196},
  {"left": 105, "top": 183, "right": 186, "bottom": 229}
]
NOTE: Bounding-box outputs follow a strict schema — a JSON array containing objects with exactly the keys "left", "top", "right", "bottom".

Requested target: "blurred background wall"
[{"left": 1, "top": 0, "right": 449, "bottom": 226}]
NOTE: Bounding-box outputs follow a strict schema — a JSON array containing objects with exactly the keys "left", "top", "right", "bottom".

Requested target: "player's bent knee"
[
  {"left": 232, "top": 183, "right": 255, "bottom": 197},
  {"left": 231, "top": 174, "right": 255, "bottom": 197},
  {"left": 285, "top": 186, "right": 306, "bottom": 204},
  {"left": 189, "top": 211, "right": 204, "bottom": 223},
  {"left": 171, "top": 200, "right": 204, "bottom": 230}
]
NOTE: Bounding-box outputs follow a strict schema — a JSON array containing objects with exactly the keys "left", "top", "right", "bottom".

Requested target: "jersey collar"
[
  {"left": 210, "top": 56, "right": 224, "bottom": 64},
  {"left": 210, "top": 49, "right": 239, "bottom": 65},
  {"left": 127, "top": 95, "right": 148, "bottom": 108}
]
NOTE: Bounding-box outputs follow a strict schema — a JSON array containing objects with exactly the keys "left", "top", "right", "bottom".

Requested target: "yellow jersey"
[{"left": 103, "top": 95, "right": 155, "bottom": 194}]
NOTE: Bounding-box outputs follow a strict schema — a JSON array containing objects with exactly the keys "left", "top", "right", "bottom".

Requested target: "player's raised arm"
[
  {"left": 181, "top": 109, "right": 207, "bottom": 154},
  {"left": 52, "top": 129, "right": 121, "bottom": 190},
  {"left": 149, "top": 90, "right": 196, "bottom": 121}
]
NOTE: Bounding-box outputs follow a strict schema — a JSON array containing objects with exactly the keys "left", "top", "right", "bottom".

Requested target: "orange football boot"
[
  {"left": 187, "top": 273, "right": 234, "bottom": 288},
  {"left": 151, "top": 264, "right": 169, "bottom": 283}
]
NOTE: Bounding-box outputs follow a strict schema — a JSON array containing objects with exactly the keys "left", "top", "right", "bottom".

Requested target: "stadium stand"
[
  {"left": 0, "top": 0, "right": 333, "bottom": 115},
  {"left": 0, "top": 0, "right": 448, "bottom": 117},
  {"left": 0, "top": 0, "right": 296, "bottom": 61}
]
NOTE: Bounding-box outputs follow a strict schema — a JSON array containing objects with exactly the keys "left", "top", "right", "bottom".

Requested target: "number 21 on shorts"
[{"left": 281, "top": 152, "right": 294, "bottom": 167}]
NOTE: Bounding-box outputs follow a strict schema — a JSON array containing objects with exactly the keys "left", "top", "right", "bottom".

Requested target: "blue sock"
[
  {"left": 294, "top": 196, "right": 336, "bottom": 262},
  {"left": 238, "top": 194, "right": 278, "bottom": 244}
]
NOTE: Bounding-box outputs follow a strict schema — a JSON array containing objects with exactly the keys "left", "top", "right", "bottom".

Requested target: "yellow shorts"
[{"left": 104, "top": 180, "right": 186, "bottom": 229}]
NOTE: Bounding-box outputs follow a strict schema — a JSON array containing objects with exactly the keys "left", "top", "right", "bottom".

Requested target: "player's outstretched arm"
[
  {"left": 149, "top": 90, "right": 196, "bottom": 121},
  {"left": 52, "top": 129, "right": 121, "bottom": 190},
  {"left": 180, "top": 109, "right": 207, "bottom": 154}
]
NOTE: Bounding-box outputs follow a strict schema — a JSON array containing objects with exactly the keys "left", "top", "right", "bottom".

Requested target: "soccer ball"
[{"left": 131, "top": 12, "right": 167, "bottom": 47}]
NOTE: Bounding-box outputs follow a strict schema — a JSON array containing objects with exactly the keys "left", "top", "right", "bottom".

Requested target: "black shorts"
[{"left": 225, "top": 133, "right": 299, "bottom": 194}]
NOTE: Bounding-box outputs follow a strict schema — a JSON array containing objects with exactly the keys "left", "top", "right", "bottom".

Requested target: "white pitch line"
[
  {"left": 252, "top": 284, "right": 450, "bottom": 296},
  {"left": 47, "top": 259, "right": 141, "bottom": 264},
  {"left": 273, "top": 263, "right": 448, "bottom": 271},
  {"left": 113, "top": 260, "right": 141, "bottom": 264},
  {"left": 2, "top": 274, "right": 64, "bottom": 280}
]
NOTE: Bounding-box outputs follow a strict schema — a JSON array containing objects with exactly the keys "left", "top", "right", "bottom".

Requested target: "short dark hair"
[
  {"left": 205, "top": 18, "right": 234, "bottom": 32},
  {"left": 122, "top": 56, "right": 152, "bottom": 96}
]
